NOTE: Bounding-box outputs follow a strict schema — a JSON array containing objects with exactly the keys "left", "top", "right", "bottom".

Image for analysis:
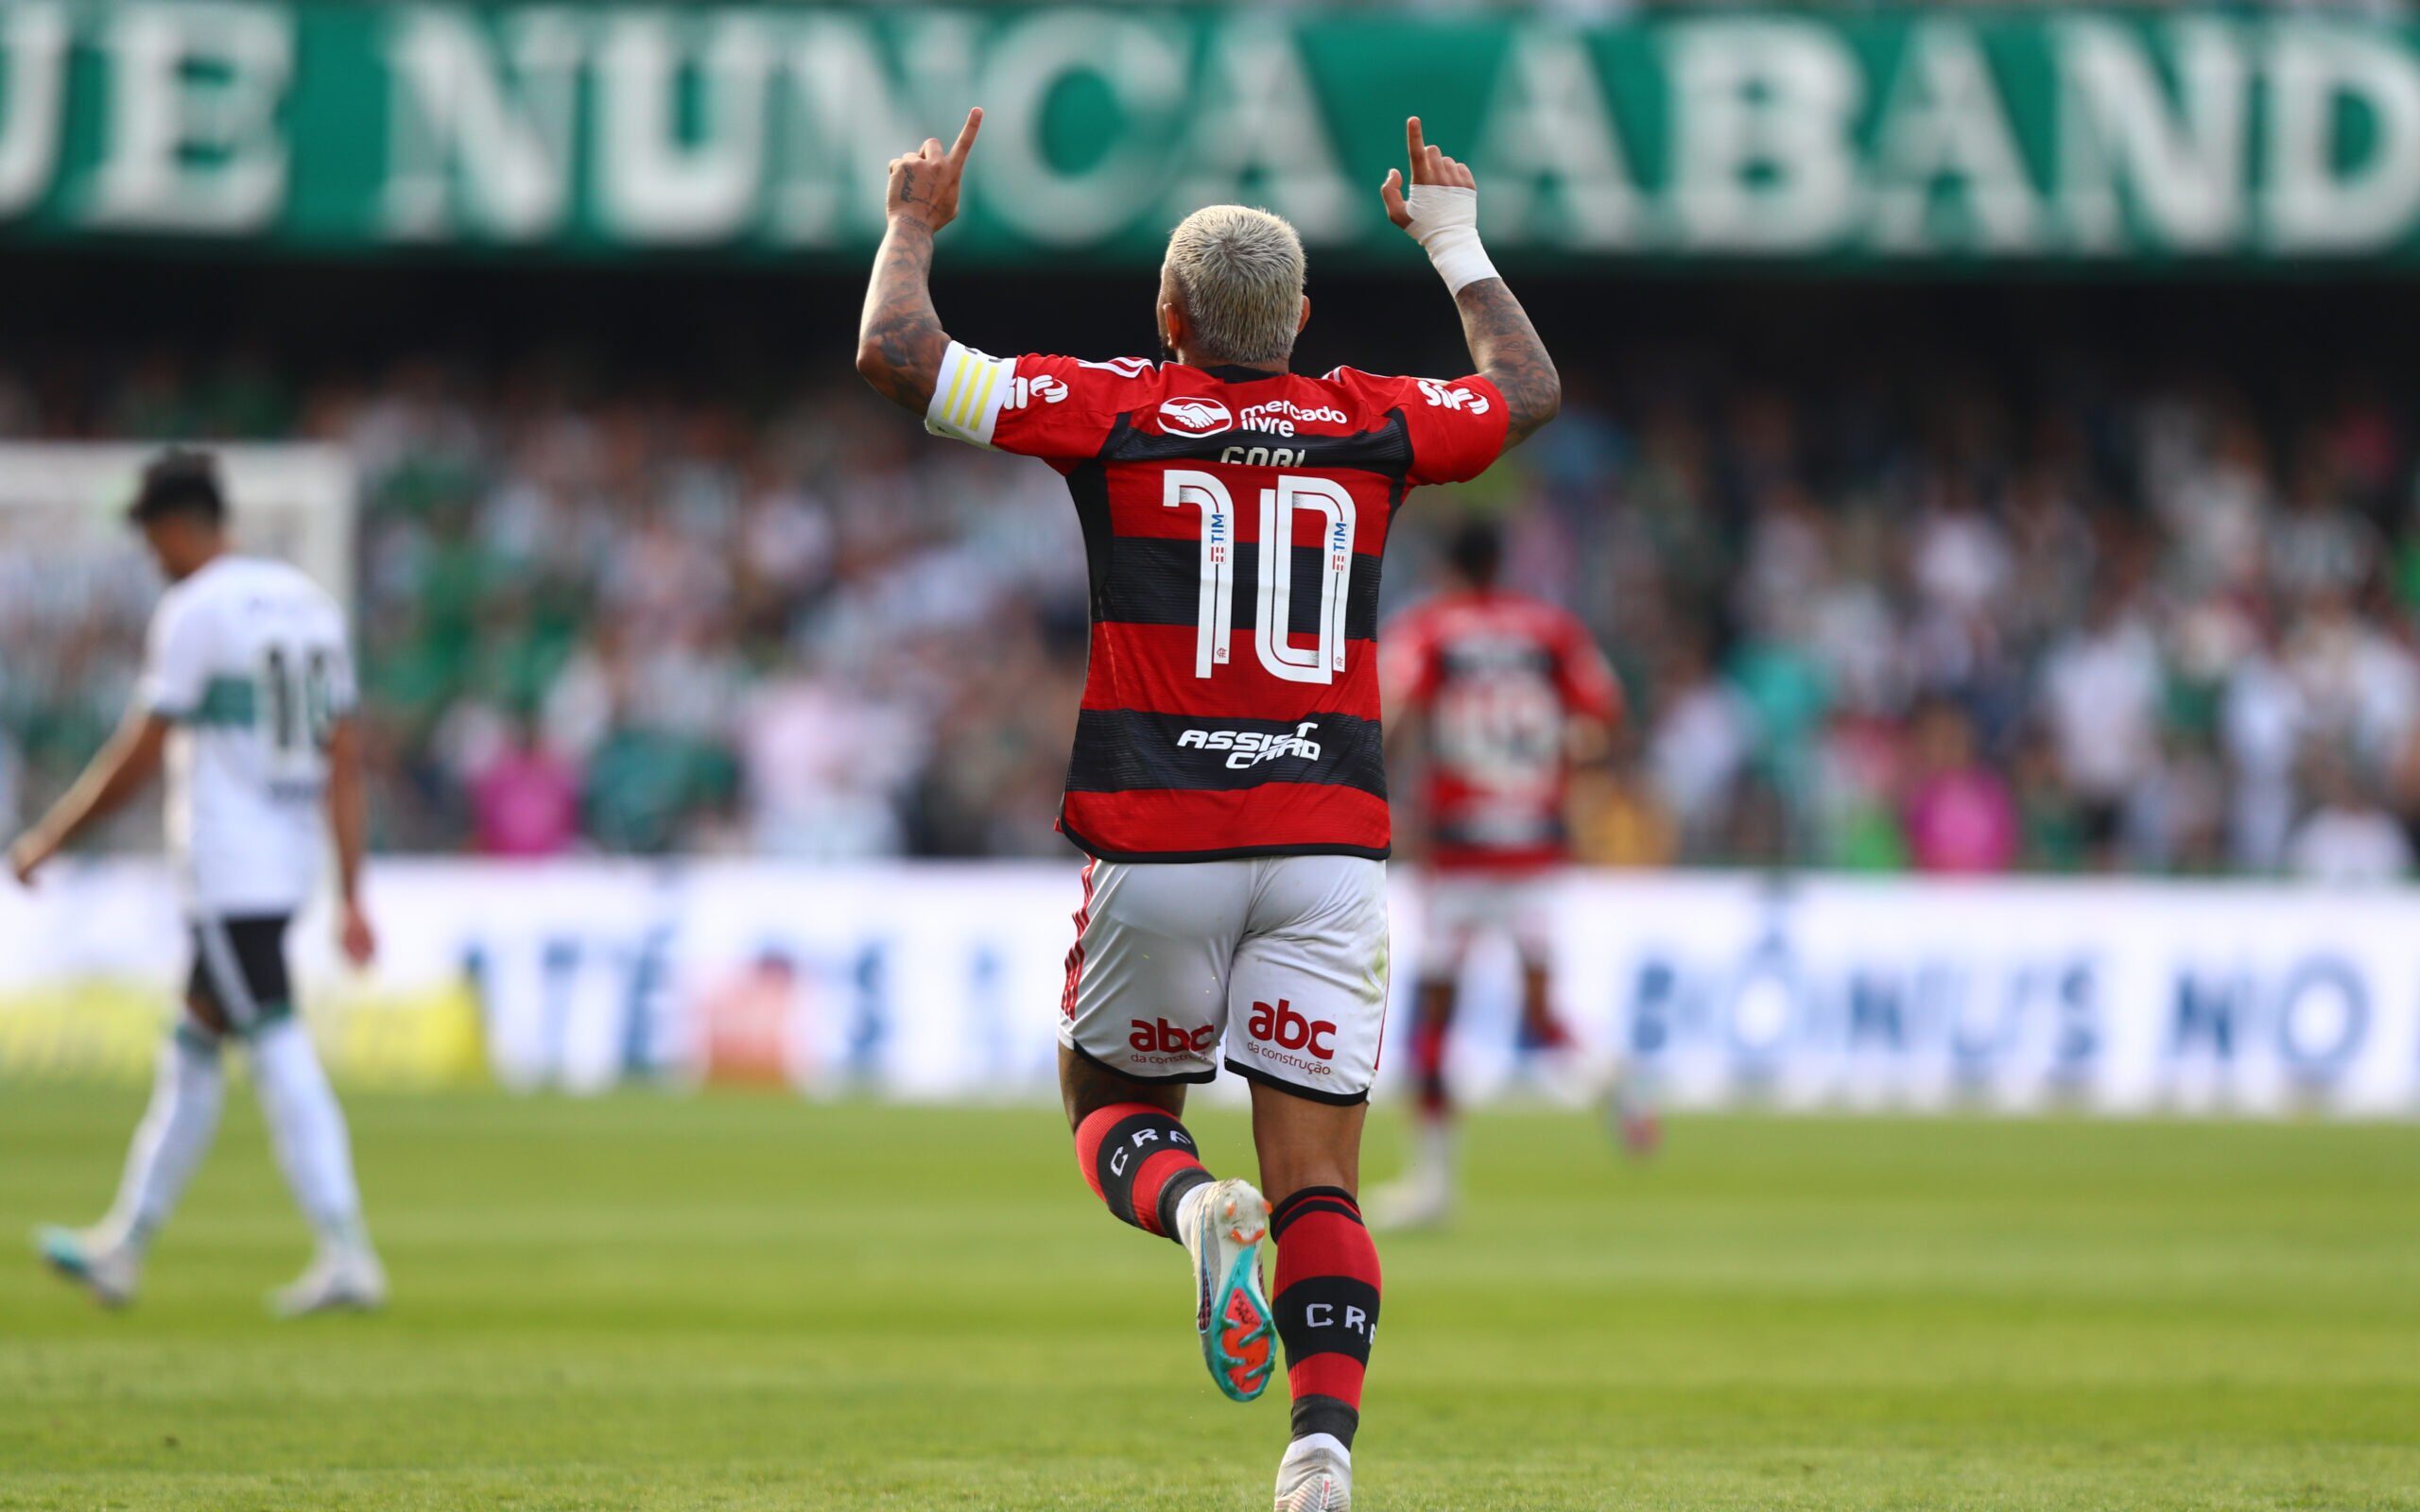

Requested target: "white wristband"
[{"left": 1403, "top": 183, "right": 1498, "bottom": 295}]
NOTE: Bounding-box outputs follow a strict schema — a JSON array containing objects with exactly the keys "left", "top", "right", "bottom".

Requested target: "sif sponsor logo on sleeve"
[{"left": 1416, "top": 380, "right": 1491, "bottom": 416}]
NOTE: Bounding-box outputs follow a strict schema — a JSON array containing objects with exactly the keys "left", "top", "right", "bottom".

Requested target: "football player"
[
  {"left": 11, "top": 451, "right": 385, "bottom": 1316},
  {"left": 1372, "top": 516, "right": 1650, "bottom": 1233},
  {"left": 856, "top": 111, "right": 1557, "bottom": 1510}
]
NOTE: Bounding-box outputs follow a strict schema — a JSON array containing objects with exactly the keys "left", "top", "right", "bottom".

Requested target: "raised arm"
[
  {"left": 1450, "top": 282, "right": 1559, "bottom": 448},
  {"left": 1381, "top": 117, "right": 1561, "bottom": 446},
  {"left": 7, "top": 705, "right": 170, "bottom": 885},
  {"left": 855, "top": 107, "right": 982, "bottom": 414}
]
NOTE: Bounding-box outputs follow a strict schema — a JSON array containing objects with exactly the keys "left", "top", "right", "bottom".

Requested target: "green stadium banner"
[{"left": 7, "top": 3, "right": 2420, "bottom": 266}]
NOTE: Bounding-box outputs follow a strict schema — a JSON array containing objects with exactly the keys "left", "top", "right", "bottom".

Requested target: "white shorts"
[
  {"left": 1419, "top": 869, "right": 1557, "bottom": 976},
  {"left": 1061, "top": 854, "right": 1390, "bottom": 1107}
]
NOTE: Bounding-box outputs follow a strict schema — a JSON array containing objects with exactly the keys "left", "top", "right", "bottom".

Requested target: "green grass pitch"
[{"left": 3, "top": 1082, "right": 2416, "bottom": 1510}]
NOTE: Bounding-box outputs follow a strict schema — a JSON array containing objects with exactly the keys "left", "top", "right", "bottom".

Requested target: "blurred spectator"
[
  {"left": 8, "top": 336, "right": 2420, "bottom": 883},
  {"left": 468, "top": 715, "right": 581, "bottom": 859},
  {"left": 2039, "top": 590, "right": 2162, "bottom": 868},
  {"left": 1646, "top": 638, "right": 1753, "bottom": 861},
  {"left": 2221, "top": 625, "right": 2305, "bottom": 870},
  {"left": 2287, "top": 748, "right": 2413, "bottom": 885},
  {"left": 1901, "top": 699, "right": 2018, "bottom": 875}
]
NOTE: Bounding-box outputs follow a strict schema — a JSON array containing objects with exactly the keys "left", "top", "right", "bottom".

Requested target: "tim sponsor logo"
[{"left": 1177, "top": 720, "right": 1322, "bottom": 770}]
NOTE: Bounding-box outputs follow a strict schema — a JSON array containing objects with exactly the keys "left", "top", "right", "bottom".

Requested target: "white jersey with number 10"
[{"left": 137, "top": 555, "right": 355, "bottom": 917}]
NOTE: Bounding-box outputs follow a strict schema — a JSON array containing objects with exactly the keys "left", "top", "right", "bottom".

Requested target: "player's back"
[
  {"left": 145, "top": 556, "right": 354, "bottom": 914},
  {"left": 925, "top": 346, "right": 1510, "bottom": 861},
  {"left": 1385, "top": 587, "right": 1618, "bottom": 871}
]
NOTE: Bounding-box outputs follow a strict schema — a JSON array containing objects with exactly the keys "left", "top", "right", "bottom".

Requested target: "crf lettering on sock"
[
  {"left": 1073, "top": 1102, "right": 1215, "bottom": 1240},
  {"left": 1270, "top": 1185, "right": 1382, "bottom": 1451}
]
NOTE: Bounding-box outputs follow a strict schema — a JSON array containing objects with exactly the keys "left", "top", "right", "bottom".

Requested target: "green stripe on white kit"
[{"left": 192, "top": 676, "right": 258, "bottom": 729}]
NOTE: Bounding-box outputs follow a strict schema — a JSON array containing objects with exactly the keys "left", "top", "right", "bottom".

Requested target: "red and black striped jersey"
[
  {"left": 925, "top": 344, "right": 1510, "bottom": 862},
  {"left": 1382, "top": 589, "right": 1621, "bottom": 871}
]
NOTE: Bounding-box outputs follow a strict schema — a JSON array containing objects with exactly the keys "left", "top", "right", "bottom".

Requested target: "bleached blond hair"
[{"left": 1164, "top": 205, "right": 1305, "bottom": 367}]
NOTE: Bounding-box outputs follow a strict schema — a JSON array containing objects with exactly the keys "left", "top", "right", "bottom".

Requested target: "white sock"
[
  {"left": 1174, "top": 1179, "right": 1212, "bottom": 1238},
  {"left": 248, "top": 1018, "right": 368, "bottom": 1251},
  {"left": 1283, "top": 1433, "right": 1351, "bottom": 1469},
  {"left": 101, "top": 1030, "right": 226, "bottom": 1252}
]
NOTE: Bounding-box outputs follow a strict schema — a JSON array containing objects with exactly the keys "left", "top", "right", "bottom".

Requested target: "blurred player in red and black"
[
  {"left": 1372, "top": 517, "right": 1654, "bottom": 1231},
  {"left": 856, "top": 108, "right": 1557, "bottom": 1511}
]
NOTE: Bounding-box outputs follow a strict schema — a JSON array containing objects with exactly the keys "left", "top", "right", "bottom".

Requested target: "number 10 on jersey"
[{"left": 1163, "top": 469, "right": 1356, "bottom": 686}]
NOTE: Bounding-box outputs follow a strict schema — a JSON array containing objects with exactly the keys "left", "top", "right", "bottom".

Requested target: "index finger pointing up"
[
  {"left": 949, "top": 106, "right": 984, "bottom": 165},
  {"left": 1406, "top": 115, "right": 1426, "bottom": 178}
]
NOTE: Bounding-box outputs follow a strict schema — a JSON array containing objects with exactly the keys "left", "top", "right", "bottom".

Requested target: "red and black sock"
[
  {"left": 1073, "top": 1102, "right": 1214, "bottom": 1241},
  {"left": 1410, "top": 981, "right": 1453, "bottom": 1120},
  {"left": 1516, "top": 967, "right": 1575, "bottom": 1053},
  {"left": 1270, "top": 1185, "right": 1380, "bottom": 1450}
]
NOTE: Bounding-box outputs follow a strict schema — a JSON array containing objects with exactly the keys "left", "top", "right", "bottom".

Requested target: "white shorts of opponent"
[
  {"left": 1418, "top": 869, "right": 1558, "bottom": 978},
  {"left": 1060, "top": 854, "right": 1389, "bottom": 1108}
]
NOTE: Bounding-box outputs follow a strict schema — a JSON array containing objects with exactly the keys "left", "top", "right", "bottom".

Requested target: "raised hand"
[
  {"left": 1378, "top": 114, "right": 1556, "bottom": 445},
  {"left": 887, "top": 107, "right": 983, "bottom": 233},
  {"left": 1380, "top": 116, "right": 1478, "bottom": 232}
]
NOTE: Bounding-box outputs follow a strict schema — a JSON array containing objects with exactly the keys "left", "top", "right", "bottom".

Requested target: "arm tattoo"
[
  {"left": 856, "top": 218, "right": 949, "bottom": 412},
  {"left": 1453, "top": 278, "right": 1561, "bottom": 447}
]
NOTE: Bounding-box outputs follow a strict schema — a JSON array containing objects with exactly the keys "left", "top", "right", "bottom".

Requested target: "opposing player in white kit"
[{"left": 9, "top": 450, "right": 387, "bottom": 1316}]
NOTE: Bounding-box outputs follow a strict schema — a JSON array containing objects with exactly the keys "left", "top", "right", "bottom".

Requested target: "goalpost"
[
  {"left": 0, "top": 442, "right": 477, "bottom": 1088},
  {"left": 0, "top": 439, "right": 357, "bottom": 834},
  {"left": 0, "top": 441, "right": 356, "bottom": 605}
]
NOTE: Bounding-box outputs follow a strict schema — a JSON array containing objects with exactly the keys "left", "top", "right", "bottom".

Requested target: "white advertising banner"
[{"left": 2, "top": 861, "right": 2415, "bottom": 1117}]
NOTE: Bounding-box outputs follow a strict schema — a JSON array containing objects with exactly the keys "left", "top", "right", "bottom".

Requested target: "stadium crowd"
[{"left": 4, "top": 344, "right": 2418, "bottom": 882}]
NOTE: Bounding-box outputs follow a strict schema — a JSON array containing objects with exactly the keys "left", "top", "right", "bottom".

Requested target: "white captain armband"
[{"left": 925, "top": 342, "right": 1017, "bottom": 447}]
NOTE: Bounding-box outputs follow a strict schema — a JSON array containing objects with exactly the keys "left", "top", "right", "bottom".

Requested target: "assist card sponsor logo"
[
  {"left": 1176, "top": 720, "right": 1322, "bottom": 770},
  {"left": 1157, "top": 397, "right": 1234, "bottom": 436}
]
